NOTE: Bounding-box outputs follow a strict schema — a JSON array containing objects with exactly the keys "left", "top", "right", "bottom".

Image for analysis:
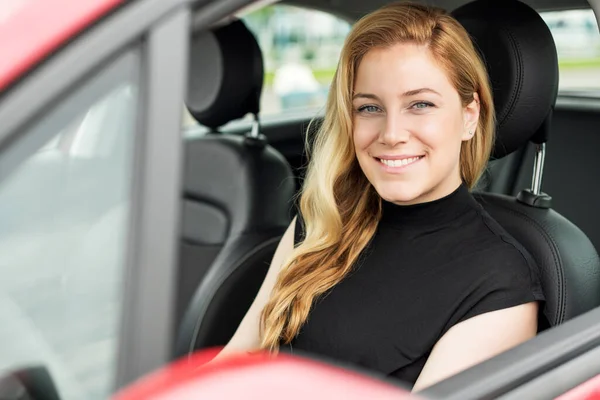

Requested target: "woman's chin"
[{"left": 375, "top": 184, "right": 425, "bottom": 206}]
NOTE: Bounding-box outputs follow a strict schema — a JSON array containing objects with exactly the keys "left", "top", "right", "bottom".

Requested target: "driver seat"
[{"left": 452, "top": 0, "right": 600, "bottom": 329}]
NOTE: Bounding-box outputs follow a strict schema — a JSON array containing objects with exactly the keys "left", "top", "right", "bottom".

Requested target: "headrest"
[
  {"left": 186, "top": 20, "right": 264, "bottom": 129},
  {"left": 452, "top": 0, "right": 559, "bottom": 159}
]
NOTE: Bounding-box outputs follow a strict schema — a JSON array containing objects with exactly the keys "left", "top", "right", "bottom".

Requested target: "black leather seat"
[
  {"left": 452, "top": 0, "right": 600, "bottom": 329},
  {"left": 175, "top": 20, "right": 295, "bottom": 357}
]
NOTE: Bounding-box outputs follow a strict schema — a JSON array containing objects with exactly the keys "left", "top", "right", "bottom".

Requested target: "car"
[{"left": 0, "top": 0, "right": 600, "bottom": 399}]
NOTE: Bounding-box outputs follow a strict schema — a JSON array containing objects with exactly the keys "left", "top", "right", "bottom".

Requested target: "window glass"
[
  {"left": 0, "top": 50, "right": 140, "bottom": 399},
  {"left": 541, "top": 9, "right": 600, "bottom": 92},
  {"left": 244, "top": 5, "right": 350, "bottom": 115},
  {"left": 182, "top": 5, "right": 351, "bottom": 130}
]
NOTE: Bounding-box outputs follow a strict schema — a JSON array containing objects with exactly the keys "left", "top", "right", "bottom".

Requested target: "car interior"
[
  {"left": 173, "top": 0, "right": 600, "bottom": 393},
  {"left": 1, "top": 0, "right": 599, "bottom": 398}
]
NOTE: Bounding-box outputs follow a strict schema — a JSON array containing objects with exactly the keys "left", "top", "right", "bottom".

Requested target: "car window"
[
  {"left": 0, "top": 49, "right": 140, "bottom": 400},
  {"left": 182, "top": 7, "right": 600, "bottom": 130},
  {"left": 541, "top": 9, "right": 600, "bottom": 93},
  {"left": 182, "top": 5, "right": 351, "bottom": 129}
]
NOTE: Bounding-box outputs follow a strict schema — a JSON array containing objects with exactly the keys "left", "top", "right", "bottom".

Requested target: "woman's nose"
[{"left": 379, "top": 113, "right": 410, "bottom": 146}]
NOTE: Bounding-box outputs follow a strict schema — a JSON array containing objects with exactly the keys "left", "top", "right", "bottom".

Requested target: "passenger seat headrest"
[
  {"left": 187, "top": 20, "right": 264, "bottom": 129},
  {"left": 452, "top": 0, "right": 559, "bottom": 159}
]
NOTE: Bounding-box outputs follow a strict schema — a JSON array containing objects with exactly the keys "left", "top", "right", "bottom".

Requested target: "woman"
[{"left": 215, "top": 1, "right": 544, "bottom": 391}]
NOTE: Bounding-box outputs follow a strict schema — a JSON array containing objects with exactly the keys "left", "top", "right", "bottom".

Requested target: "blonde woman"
[{"left": 214, "top": 2, "right": 544, "bottom": 391}]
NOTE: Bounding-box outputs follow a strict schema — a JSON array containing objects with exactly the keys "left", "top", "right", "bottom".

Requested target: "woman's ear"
[{"left": 461, "top": 92, "right": 480, "bottom": 141}]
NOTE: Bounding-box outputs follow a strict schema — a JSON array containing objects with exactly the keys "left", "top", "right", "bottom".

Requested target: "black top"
[{"left": 284, "top": 184, "right": 544, "bottom": 388}]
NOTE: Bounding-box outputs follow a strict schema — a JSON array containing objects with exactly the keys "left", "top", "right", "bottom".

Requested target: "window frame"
[
  {"left": 0, "top": 45, "right": 142, "bottom": 400},
  {"left": 0, "top": 0, "right": 191, "bottom": 392}
]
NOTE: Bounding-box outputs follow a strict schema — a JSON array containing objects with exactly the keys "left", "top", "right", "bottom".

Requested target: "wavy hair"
[{"left": 259, "top": 1, "right": 495, "bottom": 351}]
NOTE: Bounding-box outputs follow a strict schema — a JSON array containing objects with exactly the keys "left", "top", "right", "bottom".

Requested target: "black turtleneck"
[{"left": 286, "top": 184, "right": 544, "bottom": 388}]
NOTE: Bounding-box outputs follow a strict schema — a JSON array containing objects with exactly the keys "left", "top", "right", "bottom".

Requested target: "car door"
[{"left": 0, "top": 0, "right": 190, "bottom": 398}]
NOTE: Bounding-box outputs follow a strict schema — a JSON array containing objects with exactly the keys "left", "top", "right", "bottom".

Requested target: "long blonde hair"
[{"left": 259, "top": 1, "right": 495, "bottom": 351}]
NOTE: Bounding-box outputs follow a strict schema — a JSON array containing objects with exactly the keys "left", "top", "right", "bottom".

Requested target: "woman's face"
[{"left": 352, "top": 43, "right": 480, "bottom": 205}]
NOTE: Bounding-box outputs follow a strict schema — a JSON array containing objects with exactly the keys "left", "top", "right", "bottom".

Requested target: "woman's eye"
[
  {"left": 411, "top": 101, "right": 434, "bottom": 110},
  {"left": 357, "top": 105, "right": 381, "bottom": 113}
]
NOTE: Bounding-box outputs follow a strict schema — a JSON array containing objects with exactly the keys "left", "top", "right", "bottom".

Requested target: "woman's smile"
[{"left": 374, "top": 154, "right": 425, "bottom": 173}]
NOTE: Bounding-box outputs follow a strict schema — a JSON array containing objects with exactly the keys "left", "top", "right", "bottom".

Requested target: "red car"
[{"left": 1, "top": 0, "right": 600, "bottom": 399}]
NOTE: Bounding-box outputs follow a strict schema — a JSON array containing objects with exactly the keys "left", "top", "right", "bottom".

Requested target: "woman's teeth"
[{"left": 379, "top": 156, "right": 422, "bottom": 167}]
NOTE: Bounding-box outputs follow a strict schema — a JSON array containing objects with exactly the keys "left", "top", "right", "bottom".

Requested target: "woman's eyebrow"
[
  {"left": 353, "top": 88, "right": 441, "bottom": 101},
  {"left": 352, "top": 93, "right": 381, "bottom": 101},
  {"left": 402, "top": 87, "right": 442, "bottom": 97}
]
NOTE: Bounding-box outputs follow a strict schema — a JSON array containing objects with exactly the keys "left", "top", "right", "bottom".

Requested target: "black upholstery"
[
  {"left": 453, "top": 0, "right": 600, "bottom": 327},
  {"left": 514, "top": 106, "right": 600, "bottom": 253},
  {"left": 186, "top": 20, "right": 264, "bottom": 130},
  {"left": 175, "top": 20, "right": 295, "bottom": 356},
  {"left": 453, "top": 0, "right": 559, "bottom": 159},
  {"left": 473, "top": 193, "right": 600, "bottom": 327}
]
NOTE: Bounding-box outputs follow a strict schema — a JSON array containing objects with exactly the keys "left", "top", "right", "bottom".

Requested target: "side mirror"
[{"left": 0, "top": 366, "right": 61, "bottom": 400}]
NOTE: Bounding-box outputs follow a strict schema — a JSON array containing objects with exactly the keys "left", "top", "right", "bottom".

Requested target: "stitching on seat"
[
  {"left": 188, "top": 235, "right": 282, "bottom": 354},
  {"left": 480, "top": 198, "right": 566, "bottom": 325},
  {"left": 496, "top": 27, "right": 524, "bottom": 127}
]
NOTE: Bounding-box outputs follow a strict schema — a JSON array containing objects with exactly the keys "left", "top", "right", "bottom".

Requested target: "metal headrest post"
[
  {"left": 244, "top": 112, "right": 267, "bottom": 148},
  {"left": 531, "top": 142, "right": 547, "bottom": 196},
  {"left": 516, "top": 112, "right": 553, "bottom": 209},
  {"left": 248, "top": 112, "right": 260, "bottom": 139}
]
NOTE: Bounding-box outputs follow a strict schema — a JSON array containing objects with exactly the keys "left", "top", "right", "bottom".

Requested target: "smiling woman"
[
  {"left": 214, "top": 0, "right": 544, "bottom": 392},
  {"left": 351, "top": 42, "right": 484, "bottom": 205}
]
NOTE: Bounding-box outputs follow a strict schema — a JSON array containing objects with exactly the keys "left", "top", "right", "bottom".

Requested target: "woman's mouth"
[{"left": 376, "top": 155, "right": 425, "bottom": 170}]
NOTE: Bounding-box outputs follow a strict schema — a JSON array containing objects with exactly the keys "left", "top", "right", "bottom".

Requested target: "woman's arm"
[
  {"left": 412, "top": 301, "right": 538, "bottom": 392},
  {"left": 208, "top": 217, "right": 297, "bottom": 363}
]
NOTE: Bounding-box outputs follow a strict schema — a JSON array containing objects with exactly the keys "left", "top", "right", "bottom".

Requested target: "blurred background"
[{"left": 183, "top": 5, "right": 600, "bottom": 129}]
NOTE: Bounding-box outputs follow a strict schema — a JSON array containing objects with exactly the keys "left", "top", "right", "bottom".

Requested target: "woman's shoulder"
[
  {"left": 467, "top": 202, "right": 539, "bottom": 273},
  {"left": 444, "top": 204, "right": 546, "bottom": 328},
  {"left": 467, "top": 238, "right": 542, "bottom": 294}
]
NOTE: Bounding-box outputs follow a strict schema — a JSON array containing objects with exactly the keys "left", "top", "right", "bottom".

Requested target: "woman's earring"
[{"left": 469, "top": 130, "right": 474, "bottom": 136}]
